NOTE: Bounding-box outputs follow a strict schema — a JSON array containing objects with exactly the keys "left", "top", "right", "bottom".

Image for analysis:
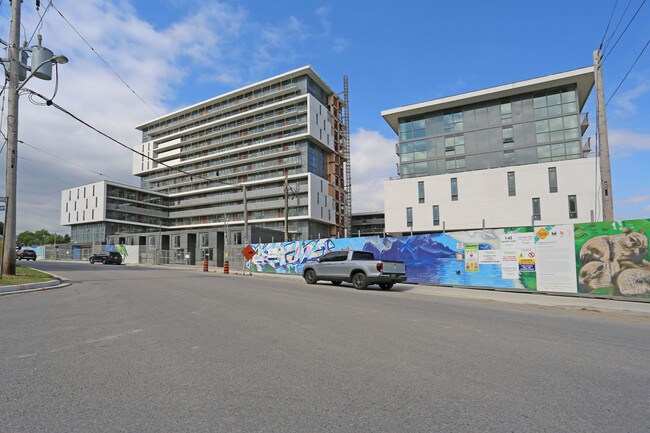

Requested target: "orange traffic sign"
[{"left": 242, "top": 245, "right": 255, "bottom": 260}]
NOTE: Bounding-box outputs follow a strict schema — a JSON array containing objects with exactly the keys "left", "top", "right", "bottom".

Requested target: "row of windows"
[
  {"left": 398, "top": 87, "right": 578, "bottom": 140},
  {"left": 415, "top": 166, "right": 565, "bottom": 203},
  {"left": 400, "top": 139, "right": 583, "bottom": 178},
  {"left": 143, "top": 78, "right": 304, "bottom": 139},
  {"left": 405, "top": 194, "right": 578, "bottom": 229}
]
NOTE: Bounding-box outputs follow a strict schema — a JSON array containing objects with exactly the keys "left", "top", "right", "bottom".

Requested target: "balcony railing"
[{"left": 581, "top": 112, "right": 589, "bottom": 134}]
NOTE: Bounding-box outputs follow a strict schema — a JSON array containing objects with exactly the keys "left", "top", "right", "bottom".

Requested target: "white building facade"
[
  {"left": 61, "top": 66, "right": 349, "bottom": 260},
  {"left": 381, "top": 67, "right": 601, "bottom": 235}
]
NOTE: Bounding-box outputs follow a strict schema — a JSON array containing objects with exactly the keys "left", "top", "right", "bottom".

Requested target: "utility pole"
[
  {"left": 2, "top": 0, "right": 22, "bottom": 276},
  {"left": 593, "top": 49, "right": 614, "bottom": 221},
  {"left": 284, "top": 173, "right": 289, "bottom": 242}
]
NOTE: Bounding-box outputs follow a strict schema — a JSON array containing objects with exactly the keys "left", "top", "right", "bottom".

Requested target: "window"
[
  {"left": 504, "top": 150, "right": 515, "bottom": 165},
  {"left": 399, "top": 118, "right": 426, "bottom": 140},
  {"left": 200, "top": 233, "right": 209, "bottom": 247},
  {"left": 406, "top": 207, "right": 413, "bottom": 227},
  {"left": 502, "top": 127, "right": 514, "bottom": 146},
  {"left": 418, "top": 181, "right": 425, "bottom": 203},
  {"left": 568, "top": 195, "right": 578, "bottom": 219},
  {"left": 501, "top": 101, "right": 512, "bottom": 123},
  {"left": 532, "top": 198, "right": 541, "bottom": 221},
  {"left": 451, "top": 178, "right": 458, "bottom": 201},
  {"left": 443, "top": 110, "right": 463, "bottom": 133},
  {"left": 507, "top": 172, "right": 516, "bottom": 196},
  {"left": 444, "top": 135, "right": 465, "bottom": 155},
  {"left": 548, "top": 167, "right": 558, "bottom": 193},
  {"left": 433, "top": 205, "right": 440, "bottom": 226},
  {"left": 446, "top": 157, "right": 465, "bottom": 172},
  {"left": 173, "top": 235, "right": 181, "bottom": 248}
]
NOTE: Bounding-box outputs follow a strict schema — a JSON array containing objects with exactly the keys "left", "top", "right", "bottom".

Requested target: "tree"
[{"left": 16, "top": 229, "right": 70, "bottom": 247}]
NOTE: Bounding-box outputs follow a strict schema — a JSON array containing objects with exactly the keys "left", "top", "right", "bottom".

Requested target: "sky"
[{"left": 0, "top": 0, "right": 648, "bottom": 234}]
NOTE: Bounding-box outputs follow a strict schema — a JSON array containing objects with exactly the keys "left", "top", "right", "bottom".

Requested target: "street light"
[{"left": 16, "top": 54, "right": 68, "bottom": 92}]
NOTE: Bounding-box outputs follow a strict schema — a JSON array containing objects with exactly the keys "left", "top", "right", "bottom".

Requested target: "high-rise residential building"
[
  {"left": 61, "top": 66, "right": 349, "bottom": 262},
  {"left": 381, "top": 67, "right": 600, "bottom": 234}
]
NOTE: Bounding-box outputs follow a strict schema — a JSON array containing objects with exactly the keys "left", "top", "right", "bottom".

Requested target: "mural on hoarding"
[
  {"left": 575, "top": 219, "right": 650, "bottom": 297},
  {"left": 250, "top": 227, "right": 535, "bottom": 290}
]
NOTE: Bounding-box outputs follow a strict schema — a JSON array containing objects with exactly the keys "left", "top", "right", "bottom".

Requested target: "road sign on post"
[{"left": 242, "top": 245, "right": 255, "bottom": 261}]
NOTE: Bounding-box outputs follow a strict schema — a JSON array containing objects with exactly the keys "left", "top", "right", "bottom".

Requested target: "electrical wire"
[
  {"left": 27, "top": 0, "right": 53, "bottom": 46},
  {"left": 24, "top": 88, "right": 197, "bottom": 181},
  {"left": 603, "top": 0, "right": 633, "bottom": 52},
  {"left": 50, "top": 2, "right": 160, "bottom": 116},
  {"left": 606, "top": 38, "right": 650, "bottom": 106},
  {"left": 18, "top": 138, "right": 132, "bottom": 183},
  {"left": 599, "top": 0, "right": 620, "bottom": 49},
  {"left": 604, "top": 0, "right": 647, "bottom": 61}
]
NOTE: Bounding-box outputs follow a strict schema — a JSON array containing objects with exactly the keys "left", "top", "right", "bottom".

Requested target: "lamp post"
[{"left": 1, "top": 1, "right": 67, "bottom": 276}]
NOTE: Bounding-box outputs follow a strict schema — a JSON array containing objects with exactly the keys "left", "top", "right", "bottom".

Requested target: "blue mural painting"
[{"left": 250, "top": 229, "right": 527, "bottom": 290}]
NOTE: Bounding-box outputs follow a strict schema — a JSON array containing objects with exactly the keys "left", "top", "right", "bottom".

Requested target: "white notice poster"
[
  {"left": 534, "top": 225, "right": 578, "bottom": 293},
  {"left": 501, "top": 233, "right": 519, "bottom": 279}
]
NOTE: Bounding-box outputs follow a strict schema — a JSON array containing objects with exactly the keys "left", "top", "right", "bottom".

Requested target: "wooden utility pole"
[{"left": 593, "top": 49, "right": 614, "bottom": 221}]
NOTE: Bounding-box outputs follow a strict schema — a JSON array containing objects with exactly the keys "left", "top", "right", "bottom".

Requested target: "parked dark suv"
[
  {"left": 17, "top": 249, "right": 37, "bottom": 261},
  {"left": 89, "top": 251, "right": 123, "bottom": 265}
]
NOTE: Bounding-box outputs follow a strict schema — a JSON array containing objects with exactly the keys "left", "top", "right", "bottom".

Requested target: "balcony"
[
  {"left": 582, "top": 136, "right": 591, "bottom": 155},
  {"left": 395, "top": 142, "right": 400, "bottom": 156},
  {"left": 581, "top": 112, "right": 589, "bottom": 135}
]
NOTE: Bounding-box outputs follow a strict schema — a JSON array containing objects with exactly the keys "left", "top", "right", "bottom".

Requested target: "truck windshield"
[{"left": 351, "top": 251, "right": 375, "bottom": 260}]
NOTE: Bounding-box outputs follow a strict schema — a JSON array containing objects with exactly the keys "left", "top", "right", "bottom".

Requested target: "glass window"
[
  {"left": 503, "top": 127, "right": 514, "bottom": 145},
  {"left": 563, "top": 115, "right": 578, "bottom": 129},
  {"left": 537, "top": 145, "right": 551, "bottom": 161},
  {"left": 501, "top": 102, "right": 512, "bottom": 123},
  {"left": 532, "top": 198, "right": 541, "bottom": 221},
  {"left": 562, "top": 89, "right": 576, "bottom": 103},
  {"left": 451, "top": 178, "right": 458, "bottom": 201},
  {"left": 406, "top": 207, "right": 413, "bottom": 227},
  {"left": 507, "top": 171, "right": 516, "bottom": 196},
  {"left": 568, "top": 195, "right": 578, "bottom": 219},
  {"left": 433, "top": 205, "right": 440, "bottom": 226},
  {"left": 549, "top": 118, "right": 563, "bottom": 131},
  {"left": 566, "top": 141, "right": 581, "bottom": 158},
  {"left": 504, "top": 150, "right": 515, "bottom": 165},
  {"left": 548, "top": 167, "right": 558, "bottom": 193},
  {"left": 418, "top": 181, "right": 425, "bottom": 203}
]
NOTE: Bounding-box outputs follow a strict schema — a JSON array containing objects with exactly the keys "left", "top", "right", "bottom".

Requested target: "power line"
[
  {"left": 604, "top": 0, "right": 633, "bottom": 52},
  {"left": 50, "top": 2, "right": 160, "bottom": 116},
  {"left": 606, "top": 37, "right": 650, "bottom": 105},
  {"left": 25, "top": 88, "right": 195, "bottom": 180},
  {"left": 599, "top": 0, "right": 620, "bottom": 49},
  {"left": 18, "top": 138, "right": 132, "bottom": 183},
  {"left": 604, "top": 0, "right": 647, "bottom": 61},
  {"left": 27, "top": 0, "right": 52, "bottom": 46}
]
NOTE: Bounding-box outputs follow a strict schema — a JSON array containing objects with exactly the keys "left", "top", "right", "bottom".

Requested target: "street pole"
[
  {"left": 593, "top": 49, "right": 614, "bottom": 222},
  {"left": 2, "top": 0, "right": 21, "bottom": 276},
  {"left": 284, "top": 173, "right": 289, "bottom": 242}
]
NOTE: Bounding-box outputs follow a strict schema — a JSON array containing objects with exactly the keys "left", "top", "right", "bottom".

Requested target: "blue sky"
[{"left": 0, "top": 0, "right": 648, "bottom": 232}]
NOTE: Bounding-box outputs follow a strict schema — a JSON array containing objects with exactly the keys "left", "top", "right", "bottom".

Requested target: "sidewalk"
[{"left": 218, "top": 267, "right": 650, "bottom": 317}]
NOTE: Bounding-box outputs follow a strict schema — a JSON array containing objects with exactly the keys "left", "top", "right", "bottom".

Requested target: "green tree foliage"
[{"left": 16, "top": 230, "right": 69, "bottom": 247}]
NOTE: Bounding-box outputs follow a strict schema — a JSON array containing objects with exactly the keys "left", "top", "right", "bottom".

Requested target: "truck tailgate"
[{"left": 382, "top": 260, "right": 406, "bottom": 274}]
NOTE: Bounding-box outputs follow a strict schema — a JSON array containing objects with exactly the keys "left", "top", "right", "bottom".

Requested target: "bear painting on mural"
[{"left": 578, "top": 228, "right": 650, "bottom": 296}]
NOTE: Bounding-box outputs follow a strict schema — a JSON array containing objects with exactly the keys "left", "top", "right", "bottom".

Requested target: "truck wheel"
[
  {"left": 304, "top": 269, "right": 317, "bottom": 284},
  {"left": 379, "top": 283, "right": 393, "bottom": 290},
  {"left": 352, "top": 272, "right": 368, "bottom": 290},
  {"left": 331, "top": 281, "right": 342, "bottom": 286},
  {"left": 90, "top": 258, "right": 95, "bottom": 264}
]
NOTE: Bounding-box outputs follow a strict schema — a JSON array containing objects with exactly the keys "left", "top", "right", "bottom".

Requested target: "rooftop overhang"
[
  {"left": 381, "top": 66, "right": 595, "bottom": 134},
  {"left": 136, "top": 65, "right": 335, "bottom": 131}
]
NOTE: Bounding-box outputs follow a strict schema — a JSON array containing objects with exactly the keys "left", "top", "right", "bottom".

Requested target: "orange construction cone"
[
  {"left": 203, "top": 259, "right": 208, "bottom": 272},
  {"left": 224, "top": 260, "right": 229, "bottom": 274}
]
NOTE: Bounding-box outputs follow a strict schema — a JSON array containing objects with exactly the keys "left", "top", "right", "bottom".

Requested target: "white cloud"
[
  {"left": 0, "top": 0, "right": 349, "bottom": 234},
  {"left": 349, "top": 128, "right": 397, "bottom": 214},
  {"left": 610, "top": 78, "right": 650, "bottom": 116},
  {"left": 609, "top": 129, "right": 650, "bottom": 156}
]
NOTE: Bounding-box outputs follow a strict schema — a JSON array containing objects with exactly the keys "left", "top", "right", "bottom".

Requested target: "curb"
[{"left": 0, "top": 279, "right": 72, "bottom": 296}]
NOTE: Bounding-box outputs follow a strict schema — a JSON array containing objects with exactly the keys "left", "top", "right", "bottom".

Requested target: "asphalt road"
[{"left": 1, "top": 261, "right": 649, "bottom": 432}]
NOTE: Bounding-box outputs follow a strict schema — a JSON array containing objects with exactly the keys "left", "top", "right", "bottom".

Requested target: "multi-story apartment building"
[
  {"left": 61, "top": 66, "right": 349, "bottom": 262},
  {"left": 381, "top": 67, "right": 600, "bottom": 235},
  {"left": 351, "top": 211, "right": 385, "bottom": 237}
]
